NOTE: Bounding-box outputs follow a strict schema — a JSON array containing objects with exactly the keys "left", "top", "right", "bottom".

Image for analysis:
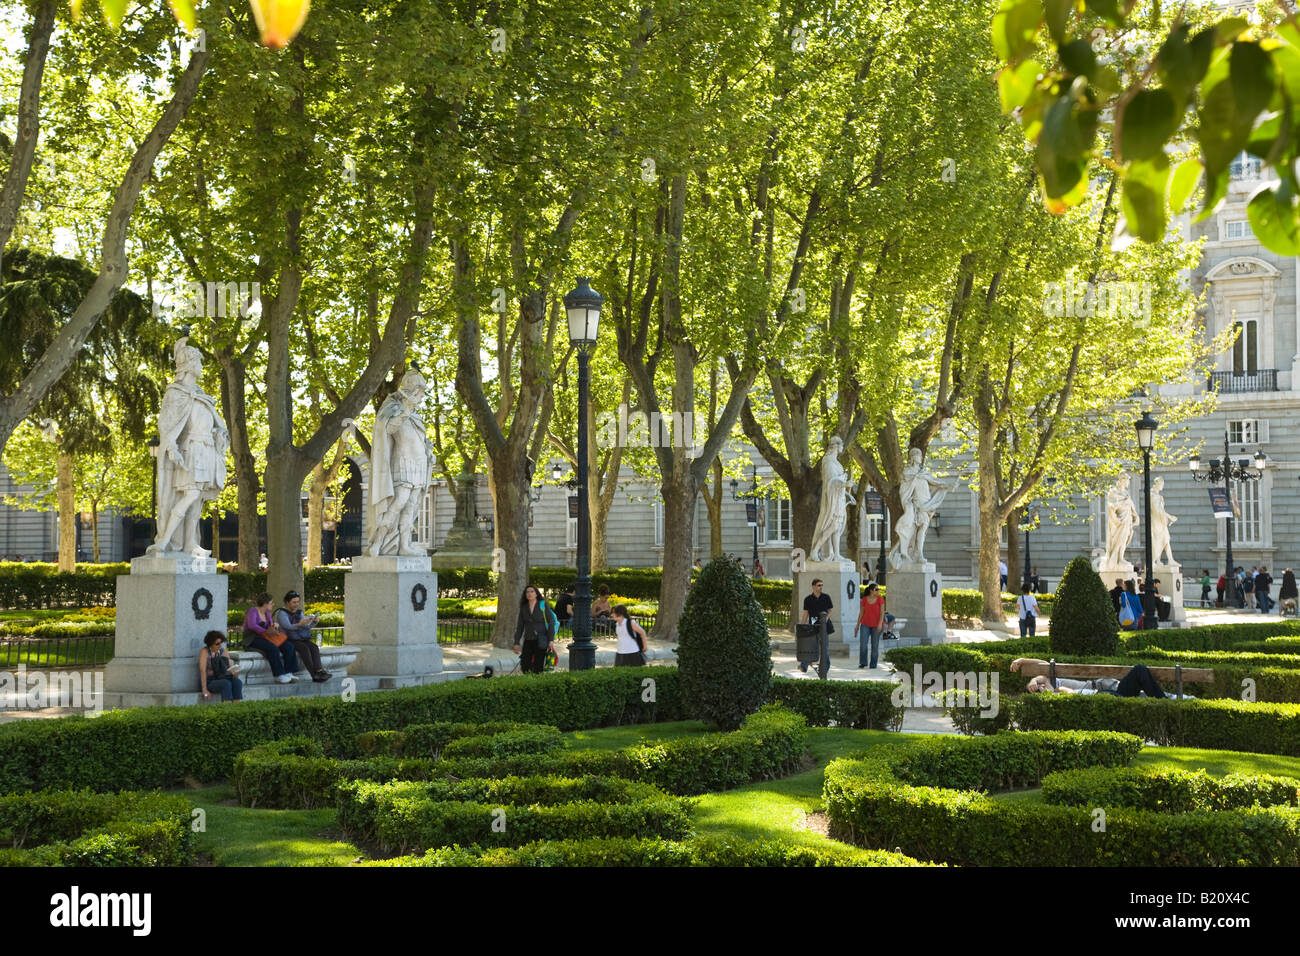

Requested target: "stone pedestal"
[
  {"left": 794, "top": 560, "right": 860, "bottom": 650},
  {"left": 885, "top": 564, "right": 947, "bottom": 644},
  {"left": 1151, "top": 563, "right": 1188, "bottom": 626},
  {"left": 345, "top": 555, "right": 443, "bottom": 682},
  {"left": 104, "top": 554, "right": 229, "bottom": 702}
]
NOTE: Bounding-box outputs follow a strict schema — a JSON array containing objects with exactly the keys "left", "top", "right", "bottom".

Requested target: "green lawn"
[{"left": 182, "top": 784, "right": 365, "bottom": 867}]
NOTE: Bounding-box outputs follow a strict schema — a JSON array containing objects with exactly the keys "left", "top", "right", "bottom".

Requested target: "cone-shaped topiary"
[
  {"left": 675, "top": 556, "right": 772, "bottom": 730},
  {"left": 1049, "top": 555, "right": 1119, "bottom": 656}
]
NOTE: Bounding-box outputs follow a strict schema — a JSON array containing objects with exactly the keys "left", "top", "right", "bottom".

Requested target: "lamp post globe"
[{"left": 564, "top": 277, "right": 603, "bottom": 671}]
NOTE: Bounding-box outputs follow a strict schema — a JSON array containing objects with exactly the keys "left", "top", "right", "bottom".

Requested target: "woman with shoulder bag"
[
  {"left": 512, "top": 584, "right": 553, "bottom": 674},
  {"left": 243, "top": 591, "right": 298, "bottom": 684},
  {"left": 612, "top": 604, "right": 649, "bottom": 666},
  {"left": 1017, "top": 582, "right": 1041, "bottom": 637},
  {"left": 199, "top": 630, "right": 243, "bottom": 701}
]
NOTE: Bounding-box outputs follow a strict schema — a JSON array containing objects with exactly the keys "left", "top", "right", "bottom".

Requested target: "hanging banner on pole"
[
  {"left": 1208, "top": 487, "right": 1232, "bottom": 518},
  {"left": 745, "top": 503, "right": 757, "bottom": 527},
  {"left": 865, "top": 491, "right": 884, "bottom": 516}
]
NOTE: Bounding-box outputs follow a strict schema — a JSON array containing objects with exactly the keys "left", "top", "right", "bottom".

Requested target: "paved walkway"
[{"left": 1, "top": 604, "right": 1286, "bottom": 725}]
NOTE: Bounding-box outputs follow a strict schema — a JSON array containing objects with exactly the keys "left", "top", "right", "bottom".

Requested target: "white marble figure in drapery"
[
  {"left": 148, "top": 336, "right": 229, "bottom": 557},
  {"left": 808, "top": 437, "right": 855, "bottom": 562},
  {"left": 888, "top": 447, "right": 957, "bottom": 569},
  {"left": 1150, "top": 475, "right": 1177, "bottom": 567},
  {"left": 1103, "top": 471, "right": 1140, "bottom": 569},
  {"left": 366, "top": 366, "right": 435, "bottom": 556}
]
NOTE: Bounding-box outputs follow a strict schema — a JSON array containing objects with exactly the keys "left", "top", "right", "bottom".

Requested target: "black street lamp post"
[
  {"left": 1135, "top": 412, "right": 1159, "bottom": 631},
  {"left": 1189, "top": 430, "right": 1266, "bottom": 609},
  {"left": 730, "top": 464, "right": 762, "bottom": 574},
  {"left": 564, "top": 277, "right": 603, "bottom": 671},
  {"left": 1022, "top": 477, "right": 1057, "bottom": 591}
]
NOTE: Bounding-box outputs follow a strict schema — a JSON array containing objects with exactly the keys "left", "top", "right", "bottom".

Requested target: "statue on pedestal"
[
  {"left": 1150, "top": 475, "right": 1177, "bottom": 567},
  {"left": 888, "top": 447, "right": 957, "bottom": 569},
  {"left": 809, "top": 437, "right": 855, "bottom": 562},
  {"left": 148, "top": 336, "right": 229, "bottom": 557},
  {"left": 1103, "top": 471, "right": 1139, "bottom": 569},
  {"left": 366, "top": 366, "right": 434, "bottom": 556}
]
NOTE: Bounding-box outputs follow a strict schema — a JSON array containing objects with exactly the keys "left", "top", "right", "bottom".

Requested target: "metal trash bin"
[{"left": 795, "top": 623, "right": 822, "bottom": 664}]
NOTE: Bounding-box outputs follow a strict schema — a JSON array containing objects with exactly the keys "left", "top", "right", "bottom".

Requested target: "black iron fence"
[{"left": 0, "top": 635, "right": 115, "bottom": 669}]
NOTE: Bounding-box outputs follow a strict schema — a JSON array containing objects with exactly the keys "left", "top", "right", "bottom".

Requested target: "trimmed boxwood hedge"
[
  {"left": 824, "top": 730, "right": 1300, "bottom": 866},
  {"left": 234, "top": 704, "right": 810, "bottom": 809},
  {"left": 0, "top": 790, "right": 193, "bottom": 867},
  {"left": 1041, "top": 766, "right": 1300, "bottom": 813},
  {"left": 364, "top": 836, "right": 933, "bottom": 867},
  {"left": 1012, "top": 693, "right": 1300, "bottom": 756},
  {"left": 0, "top": 668, "right": 899, "bottom": 794}
]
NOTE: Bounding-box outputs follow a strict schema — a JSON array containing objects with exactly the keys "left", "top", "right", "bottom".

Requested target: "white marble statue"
[
  {"left": 148, "top": 336, "right": 229, "bottom": 558},
  {"left": 1150, "top": 475, "right": 1177, "bottom": 567},
  {"left": 888, "top": 447, "right": 957, "bottom": 569},
  {"left": 366, "top": 366, "right": 434, "bottom": 556},
  {"left": 1103, "top": 471, "right": 1139, "bottom": 569},
  {"left": 808, "top": 437, "right": 855, "bottom": 562}
]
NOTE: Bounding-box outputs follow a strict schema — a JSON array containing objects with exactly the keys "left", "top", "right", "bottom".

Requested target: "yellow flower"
[{"left": 249, "top": 0, "right": 310, "bottom": 50}]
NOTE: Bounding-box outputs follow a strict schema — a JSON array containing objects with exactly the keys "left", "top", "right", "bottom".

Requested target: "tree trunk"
[
  {"left": 217, "top": 349, "right": 261, "bottom": 571},
  {"left": 264, "top": 453, "right": 306, "bottom": 602},
  {"left": 211, "top": 509, "right": 221, "bottom": 563},
  {"left": 656, "top": 475, "right": 697, "bottom": 641},
  {"left": 0, "top": 0, "right": 56, "bottom": 274},
  {"left": 702, "top": 458, "right": 722, "bottom": 558},
  {"left": 306, "top": 461, "right": 327, "bottom": 571},
  {"left": 1006, "top": 511, "right": 1021, "bottom": 595},
  {"left": 0, "top": 46, "right": 210, "bottom": 459},
  {"left": 56, "top": 452, "right": 74, "bottom": 571},
  {"left": 487, "top": 456, "right": 530, "bottom": 648}
]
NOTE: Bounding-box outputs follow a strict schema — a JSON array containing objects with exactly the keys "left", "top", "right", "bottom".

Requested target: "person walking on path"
[
  {"left": 1256, "top": 566, "right": 1274, "bottom": 614},
  {"left": 799, "top": 579, "right": 833, "bottom": 680},
  {"left": 1199, "top": 569, "right": 1212, "bottom": 608},
  {"left": 1279, "top": 569, "right": 1298, "bottom": 615},
  {"left": 857, "top": 583, "right": 886, "bottom": 669},
  {"left": 612, "top": 605, "right": 649, "bottom": 666},
  {"left": 512, "top": 584, "right": 554, "bottom": 674},
  {"left": 1016, "top": 583, "right": 1041, "bottom": 638}
]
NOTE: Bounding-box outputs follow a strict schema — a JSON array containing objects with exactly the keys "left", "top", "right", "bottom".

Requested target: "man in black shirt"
[
  {"left": 799, "top": 579, "right": 834, "bottom": 679},
  {"left": 1256, "top": 566, "right": 1274, "bottom": 614},
  {"left": 554, "top": 584, "right": 575, "bottom": 627}
]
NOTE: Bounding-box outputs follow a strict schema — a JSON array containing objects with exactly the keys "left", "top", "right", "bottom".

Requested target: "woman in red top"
[{"left": 858, "top": 582, "right": 885, "bottom": 669}]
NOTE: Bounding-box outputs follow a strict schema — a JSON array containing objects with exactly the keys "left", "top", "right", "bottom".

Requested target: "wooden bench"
[{"left": 1017, "top": 660, "right": 1213, "bottom": 699}]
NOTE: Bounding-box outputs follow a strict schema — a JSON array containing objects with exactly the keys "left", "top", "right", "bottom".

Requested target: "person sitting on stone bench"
[
  {"left": 274, "top": 589, "right": 332, "bottom": 683},
  {"left": 243, "top": 592, "right": 299, "bottom": 684},
  {"left": 199, "top": 630, "right": 243, "bottom": 702},
  {"left": 1011, "top": 659, "right": 1191, "bottom": 699}
]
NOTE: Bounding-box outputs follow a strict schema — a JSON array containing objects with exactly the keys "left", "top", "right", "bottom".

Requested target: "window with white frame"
[
  {"left": 764, "top": 498, "right": 792, "bottom": 542},
  {"left": 1224, "top": 218, "right": 1254, "bottom": 240},
  {"left": 1232, "top": 319, "right": 1259, "bottom": 375},
  {"left": 1228, "top": 419, "right": 1269, "bottom": 445},
  {"left": 565, "top": 511, "right": 577, "bottom": 550},
  {"left": 653, "top": 500, "right": 663, "bottom": 547},
  {"left": 863, "top": 501, "right": 889, "bottom": 546},
  {"left": 1234, "top": 481, "right": 1263, "bottom": 545},
  {"left": 415, "top": 488, "right": 434, "bottom": 547}
]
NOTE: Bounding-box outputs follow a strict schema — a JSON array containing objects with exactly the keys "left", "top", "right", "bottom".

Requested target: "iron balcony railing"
[{"left": 1209, "top": 369, "right": 1277, "bottom": 393}]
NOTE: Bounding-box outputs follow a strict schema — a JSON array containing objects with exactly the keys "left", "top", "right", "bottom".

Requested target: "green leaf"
[
  {"left": 1247, "top": 183, "right": 1300, "bottom": 255},
  {"left": 1198, "top": 69, "right": 1255, "bottom": 178},
  {"left": 168, "top": 0, "right": 198, "bottom": 32},
  {"left": 1119, "top": 89, "right": 1178, "bottom": 162},
  {"left": 1045, "top": 0, "right": 1072, "bottom": 46},
  {"left": 1194, "top": 167, "right": 1228, "bottom": 223},
  {"left": 101, "top": 0, "right": 127, "bottom": 29},
  {"left": 1038, "top": 94, "right": 1094, "bottom": 201},
  {"left": 1122, "top": 157, "right": 1170, "bottom": 242},
  {"left": 993, "top": 0, "right": 1042, "bottom": 63},
  {"left": 1060, "top": 38, "right": 1097, "bottom": 79},
  {"left": 1084, "top": 0, "right": 1124, "bottom": 29},
  {"left": 1168, "top": 158, "right": 1202, "bottom": 212},
  {"left": 1157, "top": 24, "right": 1211, "bottom": 108},
  {"left": 999, "top": 59, "right": 1041, "bottom": 113},
  {"left": 1214, "top": 18, "right": 1250, "bottom": 46},
  {"left": 1229, "top": 41, "right": 1275, "bottom": 121}
]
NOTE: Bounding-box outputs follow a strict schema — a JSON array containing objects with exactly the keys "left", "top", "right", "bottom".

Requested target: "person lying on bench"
[{"left": 1011, "top": 659, "right": 1191, "bottom": 699}]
